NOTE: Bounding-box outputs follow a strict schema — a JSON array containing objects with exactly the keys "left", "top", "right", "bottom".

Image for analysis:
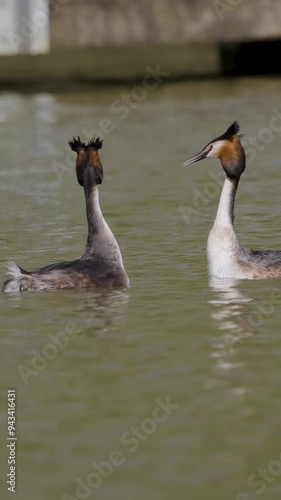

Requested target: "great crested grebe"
[
  {"left": 3, "top": 137, "right": 129, "bottom": 292},
  {"left": 183, "top": 121, "right": 281, "bottom": 279}
]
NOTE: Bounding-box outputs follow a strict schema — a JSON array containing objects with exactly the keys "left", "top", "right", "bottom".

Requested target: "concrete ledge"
[{"left": 0, "top": 43, "right": 219, "bottom": 88}]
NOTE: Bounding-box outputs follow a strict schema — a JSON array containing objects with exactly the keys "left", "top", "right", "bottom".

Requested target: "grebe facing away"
[
  {"left": 3, "top": 137, "right": 129, "bottom": 292},
  {"left": 183, "top": 121, "right": 281, "bottom": 279}
]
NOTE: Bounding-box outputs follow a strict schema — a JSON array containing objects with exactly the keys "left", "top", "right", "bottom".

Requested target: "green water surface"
[{"left": 1, "top": 78, "right": 281, "bottom": 500}]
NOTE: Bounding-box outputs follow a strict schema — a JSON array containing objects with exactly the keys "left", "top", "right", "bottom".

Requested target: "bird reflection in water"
[
  {"left": 73, "top": 289, "right": 130, "bottom": 337},
  {"left": 208, "top": 277, "right": 255, "bottom": 354}
]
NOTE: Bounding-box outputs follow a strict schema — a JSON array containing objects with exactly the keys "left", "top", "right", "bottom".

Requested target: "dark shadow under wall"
[{"left": 220, "top": 39, "right": 281, "bottom": 76}]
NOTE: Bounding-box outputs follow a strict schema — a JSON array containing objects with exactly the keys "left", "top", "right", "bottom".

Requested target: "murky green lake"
[{"left": 1, "top": 78, "right": 281, "bottom": 500}]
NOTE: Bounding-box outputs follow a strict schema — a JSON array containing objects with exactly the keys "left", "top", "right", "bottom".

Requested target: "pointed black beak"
[{"left": 183, "top": 149, "right": 208, "bottom": 167}]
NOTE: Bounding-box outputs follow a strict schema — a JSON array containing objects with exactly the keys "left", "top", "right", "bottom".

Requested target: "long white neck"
[
  {"left": 85, "top": 185, "right": 104, "bottom": 240},
  {"left": 214, "top": 177, "right": 239, "bottom": 228},
  {"left": 83, "top": 186, "right": 125, "bottom": 271}
]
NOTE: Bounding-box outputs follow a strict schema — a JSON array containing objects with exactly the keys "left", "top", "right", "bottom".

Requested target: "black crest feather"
[
  {"left": 68, "top": 136, "right": 103, "bottom": 152},
  {"left": 88, "top": 137, "right": 103, "bottom": 150},
  {"left": 224, "top": 121, "right": 240, "bottom": 138},
  {"left": 68, "top": 136, "right": 86, "bottom": 152},
  {"left": 213, "top": 121, "right": 241, "bottom": 143}
]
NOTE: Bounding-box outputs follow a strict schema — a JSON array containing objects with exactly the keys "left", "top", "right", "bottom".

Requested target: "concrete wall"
[
  {"left": 0, "top": 0, "right": 280, "bottom": 87},
  {"left": 50, "top": 0, "right": 281, "bottom": 47}
]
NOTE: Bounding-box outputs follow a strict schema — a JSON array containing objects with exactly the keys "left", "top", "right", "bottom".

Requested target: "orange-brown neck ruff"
[
  {"left": 75, "top": 149, "right": 87, "bottom": 182},
  {"left": 89, "top": 149, "right": 103, "bottom": 173},
  {"left": 219, "top": 137, "right": 245, "bottom": 179},
  {"left": 218, "top": 136, "right": 238, "bottom": 162},
  {"left": 76, "top": 149, "right": 103, "bottom": 188},
  {"left": 68, "top": 137, "right": 103, "bottom": 187}
]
